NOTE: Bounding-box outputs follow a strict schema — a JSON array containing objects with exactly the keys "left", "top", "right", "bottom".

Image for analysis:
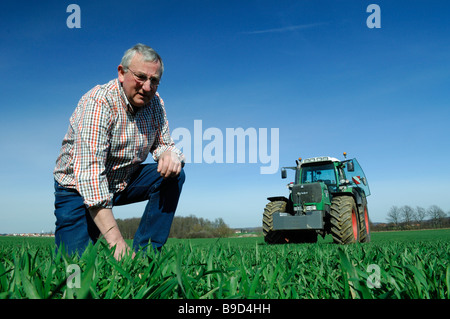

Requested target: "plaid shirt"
[{"left": 54, "top": 79, "right": 183, "bottom": 209}]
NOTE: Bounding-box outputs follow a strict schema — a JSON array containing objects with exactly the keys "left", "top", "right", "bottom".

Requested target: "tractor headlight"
[{"left": 305, "top": 205, "right": 317, "bottom": 211}]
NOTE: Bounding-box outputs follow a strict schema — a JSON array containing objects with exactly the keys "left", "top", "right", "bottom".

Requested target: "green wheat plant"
[{"left": 1, "top": 229, "right": 449, "bottom": 299}]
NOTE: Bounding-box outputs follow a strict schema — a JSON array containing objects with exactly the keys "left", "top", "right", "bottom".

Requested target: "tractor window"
[{"left": 300, "top": 163, "right": 337, "bottom": 188}]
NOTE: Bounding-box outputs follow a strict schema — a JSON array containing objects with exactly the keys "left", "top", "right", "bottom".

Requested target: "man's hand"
[
  {"left": 110, "top": 238, "right": 134, "bottom": 261},
  {"left": 157, "top": 151, "right": 182, "bottom": 178},
  {"left": 89, "top": 207, "right": 135, "bottom": 261}
]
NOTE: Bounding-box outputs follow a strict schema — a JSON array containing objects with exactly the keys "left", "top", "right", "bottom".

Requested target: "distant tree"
[
  {"left": 212, "top": 218, "right": 234, "bottom": 237},
  {"left": 387, "top": 206, "right": 401, "bottom": 229},
  {"left": 414, "top": 206, "right": 427, "bottom": 226},
  {"left": 400, "top": 205, "right": 415, "bottom": 228},
  {"left": 383, "top": 204, "right": 450, "bottom": 231},
  {"left": 116, "top": 217, "right": 140, "bottom": 239},
  {"left": 116, "top": 215, "right": 234, "bottom": 239},
  {"left": 168, "top": 215, "right": 234, "bottom": 238},
  {"left": 427, "top": 205, "right": 447, "bottom": 228}
]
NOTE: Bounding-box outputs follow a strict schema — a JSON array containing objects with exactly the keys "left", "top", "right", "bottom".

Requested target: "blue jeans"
[{"left": 54, "top": 163, "right": 185, "bottom": 256}]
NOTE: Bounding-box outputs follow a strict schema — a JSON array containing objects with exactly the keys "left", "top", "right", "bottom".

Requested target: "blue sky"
[{"left": 1, "top": 0, "right": 449, "bottom": 233}]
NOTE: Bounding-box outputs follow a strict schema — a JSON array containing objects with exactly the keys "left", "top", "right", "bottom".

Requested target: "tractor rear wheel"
[
  {"left": 359, "top": 203, "right": 371, "bottom": 243},
  {"left": 330, "top": 196, "right": 360, "bottom": 244},
  {"left": 263, "top": 201, "right": 287, "bottom": 244}
]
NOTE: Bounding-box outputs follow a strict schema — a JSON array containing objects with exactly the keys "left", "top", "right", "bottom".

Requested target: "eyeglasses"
[{"left": 127, "top": 68, "right": 160, "bottom": 87}]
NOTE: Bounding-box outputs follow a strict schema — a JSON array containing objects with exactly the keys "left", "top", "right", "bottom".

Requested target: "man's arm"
[
  {"left": 73, "top": 96, "right": 114, "bottom": 209},
  {"left": 89, "top": 207, "right": 133, "bottom": 260}
]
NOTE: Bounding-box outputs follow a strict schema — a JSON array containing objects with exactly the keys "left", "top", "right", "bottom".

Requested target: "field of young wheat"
[{"left": 0, "top": 229, "right": 449, "bottom": 300}]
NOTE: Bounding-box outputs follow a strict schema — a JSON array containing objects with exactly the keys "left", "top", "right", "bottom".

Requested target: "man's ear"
[{"left": 118, "top": 65, "right": 125, "bottom": 83}]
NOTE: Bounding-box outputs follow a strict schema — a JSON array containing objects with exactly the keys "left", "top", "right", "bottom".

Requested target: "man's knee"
[{"left": 161, "top": 167, "right": 185, "bottom": 189}]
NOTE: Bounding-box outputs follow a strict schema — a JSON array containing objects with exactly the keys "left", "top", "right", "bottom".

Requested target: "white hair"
[{"left": 120, "top": 43, "right": 164, "bottom": 75}]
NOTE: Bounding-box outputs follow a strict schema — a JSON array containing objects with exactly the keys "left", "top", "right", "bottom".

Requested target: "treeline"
[
  {"left": 116, "top": 215, "right": 234, "bottom": 239},
  {"left": 372, "top": 204, "right": 450, "bottom": 231}
]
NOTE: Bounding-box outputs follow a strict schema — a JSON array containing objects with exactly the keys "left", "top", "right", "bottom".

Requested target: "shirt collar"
[{"left": 116, "top": 80, "right": 133, "bottom": 114}]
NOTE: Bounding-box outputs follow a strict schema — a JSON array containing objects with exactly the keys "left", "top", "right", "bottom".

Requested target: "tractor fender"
[
  {"left": 351, "top": 188, "right": 368, "bottom": 211},
  {"left": 267, "top": 196, "right": 294, "bottom": 214},
  {"left": 267, "top": 196, "right": 289, "bottom": 202}
]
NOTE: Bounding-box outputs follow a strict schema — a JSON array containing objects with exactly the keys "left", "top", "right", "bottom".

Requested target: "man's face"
[{"left": 118, "top": 53, "right": 162, "bottom": 108}]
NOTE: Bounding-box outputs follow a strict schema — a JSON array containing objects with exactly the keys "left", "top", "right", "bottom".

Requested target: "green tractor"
[{"left": 263, "top": 153, "right": 371, "bottom": 244}]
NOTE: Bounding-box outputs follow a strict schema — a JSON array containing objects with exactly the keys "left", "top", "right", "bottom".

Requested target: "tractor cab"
[{"left": 299, "top": 157, "right": 342, "bottom": 193}]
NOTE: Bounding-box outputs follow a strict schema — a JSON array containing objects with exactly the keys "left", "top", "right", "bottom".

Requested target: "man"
[{"left": 53, "top": 44, "right": 185, "bottom": 260}]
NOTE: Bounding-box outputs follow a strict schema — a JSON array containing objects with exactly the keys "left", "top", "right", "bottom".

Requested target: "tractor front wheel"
[
  {"left": 330, "top": 196, "right": 360, "bottom": 244},
  {"left": 263, "top": 201, "right": 318, "bottom": 244},
  {"left": 263, "top": 201, "right": 287, "bottom": 244}
]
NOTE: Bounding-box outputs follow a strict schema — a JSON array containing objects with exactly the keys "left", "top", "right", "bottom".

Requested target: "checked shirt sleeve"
[{"left": 72, "top": 93, "right": 113, "bottom": 209}]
